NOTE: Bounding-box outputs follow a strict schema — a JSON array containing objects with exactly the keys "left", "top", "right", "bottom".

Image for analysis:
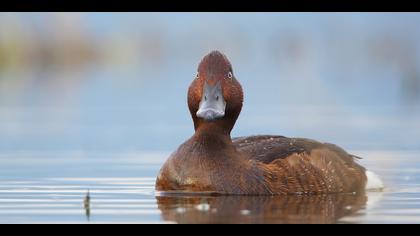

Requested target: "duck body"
[
  {"left": 156, "top": 50, "right": 378, "bottom": 195},
  {"left": 156, "top": 134, "right": 367, "bottom": 195}
]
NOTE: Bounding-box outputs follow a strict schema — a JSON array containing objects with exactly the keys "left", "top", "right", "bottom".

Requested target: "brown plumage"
[{"left": 155, "top": 50, "right": 367, "bottom": 195}]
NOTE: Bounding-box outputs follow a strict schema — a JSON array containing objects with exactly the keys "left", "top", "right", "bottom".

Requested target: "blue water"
[{"left": 0, "top": 150, "right": 419, "bottom": 224}]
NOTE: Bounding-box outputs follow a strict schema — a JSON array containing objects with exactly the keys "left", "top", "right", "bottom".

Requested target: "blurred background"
[{"left": 1, "top": 12, "right": 420, "bottom": 157}]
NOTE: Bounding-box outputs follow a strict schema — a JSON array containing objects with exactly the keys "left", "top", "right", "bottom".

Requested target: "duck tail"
[{"left": 365, "top": 170, "right": 384, "bottom": 190}]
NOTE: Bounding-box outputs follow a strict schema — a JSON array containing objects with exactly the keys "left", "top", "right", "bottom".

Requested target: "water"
[{"left": 0, "top": 150, "right": 418, "bottom": 224}]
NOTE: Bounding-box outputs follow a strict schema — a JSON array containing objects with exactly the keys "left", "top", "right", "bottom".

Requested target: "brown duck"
[{"left": 155, "top": 50, "right": 383, "bottom": 195}]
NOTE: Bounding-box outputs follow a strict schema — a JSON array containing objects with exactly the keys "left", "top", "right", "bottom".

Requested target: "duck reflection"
[{"left": 156, "top": 192, "right": 367, "bottom": 224}]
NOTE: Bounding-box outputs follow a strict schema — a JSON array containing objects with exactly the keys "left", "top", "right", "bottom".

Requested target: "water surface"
[{"left": 0, "top": 150, "right": 419, "bottom": 224}]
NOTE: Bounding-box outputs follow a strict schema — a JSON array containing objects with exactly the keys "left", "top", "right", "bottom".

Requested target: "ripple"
[{"left": 1, "top": 150, "right": 420, "bottom": 223}]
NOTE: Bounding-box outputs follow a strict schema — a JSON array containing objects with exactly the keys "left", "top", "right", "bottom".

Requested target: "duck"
[{"left": 155, "top": 50, "right": 383, "bottom": 195}]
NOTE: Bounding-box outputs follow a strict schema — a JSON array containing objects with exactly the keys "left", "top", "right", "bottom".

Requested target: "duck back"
[{"left": 234, "top": 135, "right": 367, "bottom": 194}]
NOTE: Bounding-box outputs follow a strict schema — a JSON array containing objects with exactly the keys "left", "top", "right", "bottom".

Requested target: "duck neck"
[{"left": 192, "top": 123, "right": 233, "bottom": 150}]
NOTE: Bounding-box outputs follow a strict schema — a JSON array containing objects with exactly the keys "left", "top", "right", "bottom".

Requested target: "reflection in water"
[
  {"left": 156, "top": 192, "right": 368, "bottom": 224},
  {"left": 84, "top": 189, "right": 91, "bottom": 222}
]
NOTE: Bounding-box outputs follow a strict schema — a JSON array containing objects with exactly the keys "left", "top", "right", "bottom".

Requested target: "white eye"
[
  {"left": 227, "top": 72, "right": 233, "bottom": 79},
  {"left": 195, "top": 72, "right": 199, "bottom": 79}
]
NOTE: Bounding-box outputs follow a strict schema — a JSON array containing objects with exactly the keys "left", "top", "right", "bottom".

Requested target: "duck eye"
[{"left": 227, "top": 72, "right": 233, "bottom": 79}]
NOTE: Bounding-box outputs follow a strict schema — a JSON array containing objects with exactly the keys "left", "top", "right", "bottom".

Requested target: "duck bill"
[{"left": 196, "top": 81, "right": 226, "bottom": 121}]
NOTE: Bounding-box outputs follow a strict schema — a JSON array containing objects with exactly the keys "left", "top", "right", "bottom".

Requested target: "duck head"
[{"left": 188, "top": 51, "right": 243, "bottom": 134}]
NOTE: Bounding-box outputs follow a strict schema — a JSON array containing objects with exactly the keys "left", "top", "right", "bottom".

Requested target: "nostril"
[
  {"left": 216, "top": 96, "right": 219, "bottom": 101},
  {"left": 204, "top": 96, "right": 207, "bottom": 101}
]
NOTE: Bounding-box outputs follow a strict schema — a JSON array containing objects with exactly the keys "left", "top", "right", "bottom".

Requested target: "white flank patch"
[{"left": 365, "top": 170, "right": 384, "bottom": 190}]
